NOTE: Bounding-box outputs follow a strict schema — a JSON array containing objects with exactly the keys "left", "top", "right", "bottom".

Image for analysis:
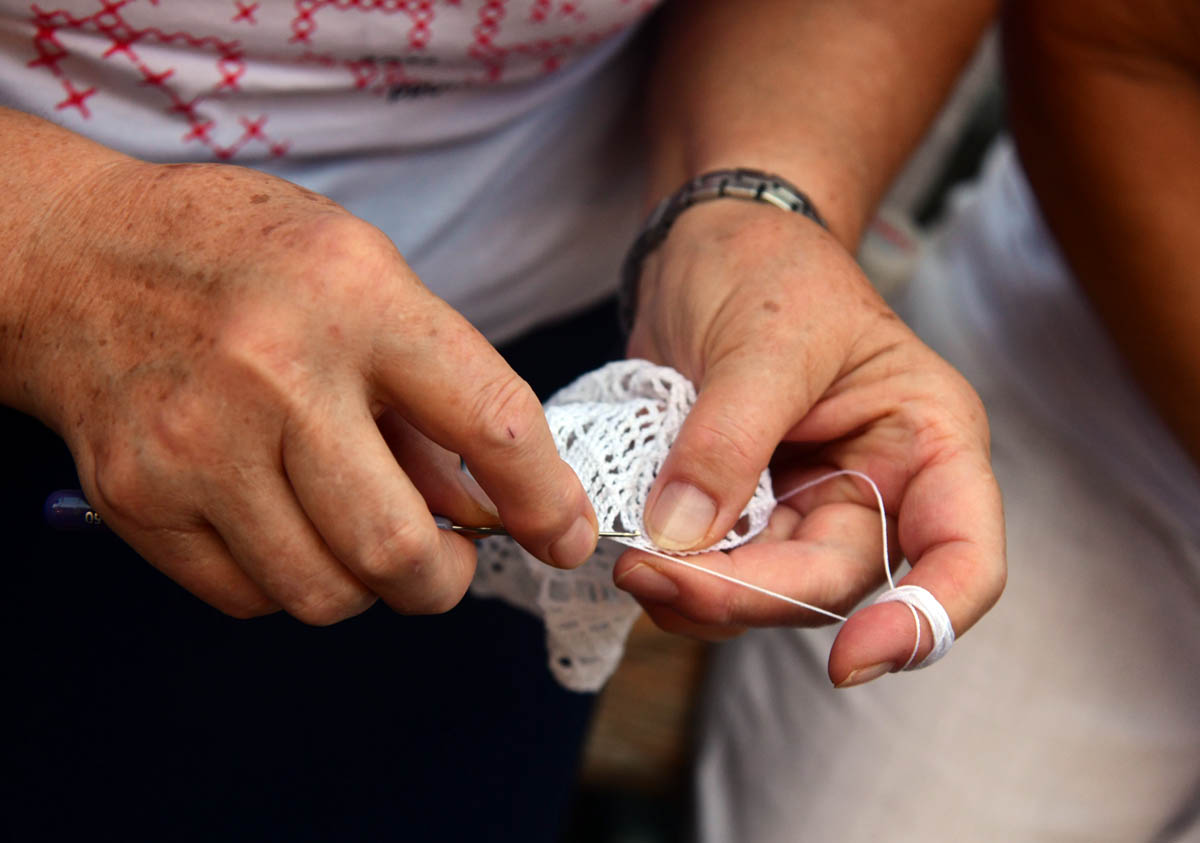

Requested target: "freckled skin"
[
  {"left": 0, "top": 109, "right": 599, "bottom": 623},
  {"left": 621, "top": 196, "right": 1003, "bottom": 675}
]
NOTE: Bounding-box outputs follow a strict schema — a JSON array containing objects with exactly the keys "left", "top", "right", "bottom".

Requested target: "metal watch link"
[{"left": 618, "top": 168, "right": 827, "bottom": 334}]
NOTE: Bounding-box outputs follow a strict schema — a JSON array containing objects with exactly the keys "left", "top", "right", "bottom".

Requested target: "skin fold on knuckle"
[
  {"left": 297, "top": 212, "right": 398, "bottom": 270},
  {"left": 377, "top": 534, "right": 473, "bottom": 615},
  {"left": 672, "top": 577, "right": 740, "bottom": 628},
  {"left": 354, "top": 515, "right": 440, "bottom": 587},
  {"left": 463, "top": 370, "right": 545, "bottom": 454},
  {"left": 896, "top": 349, "right": 992, "bottom": 447},
  {"left": 645, "top": 605, "right": 744, "bottom": 641},
  {"left": 903, "top": 392, "right": 990, "bottom": 476}
]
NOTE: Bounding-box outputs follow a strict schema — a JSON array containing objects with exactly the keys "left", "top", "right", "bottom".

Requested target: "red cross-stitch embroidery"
[
  {"left": 26, "top": 0, "right": 290, "bottom": 159},
  {"left": 290, "top": 0, "right": 643, "bottom": 85},
  {"left": 24, "top": 0, "right": 660, "bottom": 156},
  {"left": 475, "top": 0, "right": 638, "bottom": 78},
  {"left": 285, "top": 0, "right": 440, "bottom": 96},
  {"left": 289, "top": 0, "right": 436, "bottom": 50},
  {"left": 232, "top": 1, "right": 259, "bottom": 24},
  {"left": 56, "top": 78, "right": 97, "bottom": 116}
]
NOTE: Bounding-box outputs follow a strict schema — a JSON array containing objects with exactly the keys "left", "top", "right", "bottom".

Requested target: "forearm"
[
  {"left": 1005, "top": 0, "right": 1200, "bottom": 465},
  {"left": 644, "top": 0, "right": 995, "bottom": 247},
  {"left": 0, "top": 107, "right": 136, "bottom": 417}
]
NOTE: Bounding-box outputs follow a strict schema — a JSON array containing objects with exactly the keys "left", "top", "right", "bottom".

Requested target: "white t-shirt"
[{"left": 0, "top": 0, "right": 659, "bottom": 340}]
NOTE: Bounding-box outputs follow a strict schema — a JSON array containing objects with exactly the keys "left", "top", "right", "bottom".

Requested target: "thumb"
[{"left": 645, "top": 362, "right": 798, "bottom": 551}]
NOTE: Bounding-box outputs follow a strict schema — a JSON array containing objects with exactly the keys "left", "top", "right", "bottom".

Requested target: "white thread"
[
  {"left": 626, "top": 468, "right": 955, "bottom": 670},
  {"left": 873, "top": 584, "right": 956, "bottom": 669},
  {"left": 470, "top": 360, "right": 956, "bottom": 688},
  {"left": 901, "top": 601, "right": 923, "bottom": 669},
  {"left": 612, "top": 542, "right": 848, "bottom": 622}
]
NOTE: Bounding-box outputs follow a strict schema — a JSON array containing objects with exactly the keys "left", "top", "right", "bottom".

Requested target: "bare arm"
[
  {"left": 1005, "top": 0, "right": 1200, "bottom": 466},
  {"left": 644, "top": 0, "right": 996, "bottom": 245}
]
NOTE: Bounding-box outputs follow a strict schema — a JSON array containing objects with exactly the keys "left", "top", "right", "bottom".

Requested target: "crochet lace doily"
[{"left": 470, "top": 360, "right": 776, "bottom": 692}]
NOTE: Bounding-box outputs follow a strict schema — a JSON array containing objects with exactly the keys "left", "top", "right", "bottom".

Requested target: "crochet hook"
[{"left": 42, "top": 489, "right": 640, "bottom": 538}]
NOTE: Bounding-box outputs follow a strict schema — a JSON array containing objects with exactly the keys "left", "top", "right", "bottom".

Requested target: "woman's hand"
[
  {"left": 1, "top": 141, "right": 599, "bottom": 624},
  {"left": 614, "top": 200, "right": 1005, "bottom": 685}
]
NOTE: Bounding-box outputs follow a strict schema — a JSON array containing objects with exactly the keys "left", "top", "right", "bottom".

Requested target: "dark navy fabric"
[{"left": 3, "top": 298, "right": 623, "bottom": 842}]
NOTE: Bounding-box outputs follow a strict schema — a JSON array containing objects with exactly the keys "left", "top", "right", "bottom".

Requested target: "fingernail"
[
  {"left": 647, "top": 481, "right": 717, "bottom": 550},
  {"left": 835, "top": 661, "right": 895, "bottom": 689},
  {"left": 550, "top": 515, "right": 598, "bottom": 569},
  {"left": 615, "top": 563, "right": 679, "bottom": 602},
  {"left": 457, "top": 469, "right": 499, "bottom": 517}
]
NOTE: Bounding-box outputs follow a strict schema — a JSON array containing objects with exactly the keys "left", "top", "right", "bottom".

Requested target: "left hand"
[{"left": 613, "top": 200, "right": 1006, "bottom": 686}]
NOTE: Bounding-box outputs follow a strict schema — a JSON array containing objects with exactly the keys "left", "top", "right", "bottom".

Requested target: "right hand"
[{"left": 5, "top": 157, "right": 598, "bottom": 624}]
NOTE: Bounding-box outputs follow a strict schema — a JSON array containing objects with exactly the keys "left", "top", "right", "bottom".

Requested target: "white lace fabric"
[{"left": 469, "top": 360, "right": 776, "bottom": 691}]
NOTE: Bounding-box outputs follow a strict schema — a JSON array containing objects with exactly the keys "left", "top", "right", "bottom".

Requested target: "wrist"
[
  {"left": 620, "top": 168, "right": 828, "bottom": 334},
  {"left": 0, "top": 152, "right": 145, "bottom": 424}
]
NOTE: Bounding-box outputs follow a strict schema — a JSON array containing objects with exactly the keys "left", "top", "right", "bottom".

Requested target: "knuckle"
[
  {"left": 91, "top": 449, "right": 153, "bottom": 523},
  {"left": 464, "top": 372, "right": 544, "bottom": 452},
  {"left": 356, "top": 517, "right": 439, "bottom": 582},
  {"left": 304, "top": 212, "right": 392, "bottom": 261},
  {"left": 917, "top": 365, "right": 991, "bottom": 447},
  {"left": 152, "top": 390, "right": 223, "bottom": 462},
  {"left": 682, "top": 586, "right": 739, "bottom": 628},
  {"left": 709, "top": 591, "right": 741, "bottom": 628},
  {"left": 281, "top": 215, "right": 403, "bottom": 302},
  {"left": 909, "top": 407, "right": 976, "bottom": 464}
]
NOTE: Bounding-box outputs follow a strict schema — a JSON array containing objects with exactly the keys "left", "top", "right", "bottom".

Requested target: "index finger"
[{"left": 374, "top": 299, "right": 598, "bottom": 570}]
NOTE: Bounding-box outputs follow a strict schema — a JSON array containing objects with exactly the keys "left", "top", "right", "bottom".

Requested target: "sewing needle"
[{"left": 432, "top": 515, "right": 640, "bottom": 539}]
